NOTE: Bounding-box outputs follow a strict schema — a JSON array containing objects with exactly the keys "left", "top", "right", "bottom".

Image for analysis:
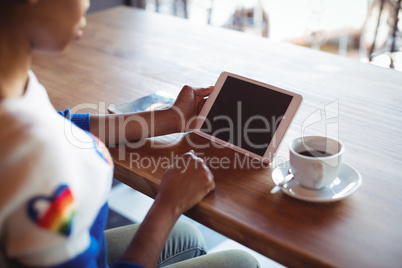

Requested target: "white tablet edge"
[{"left": 193, "top": 71, "right": 303, "bottom": 164}]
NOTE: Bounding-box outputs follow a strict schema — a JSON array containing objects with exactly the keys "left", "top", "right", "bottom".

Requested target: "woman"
[{"left": 0, "top": 0, "right": 259, "bottom": 267}]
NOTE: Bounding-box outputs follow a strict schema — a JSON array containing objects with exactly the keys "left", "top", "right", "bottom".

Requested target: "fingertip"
[
  {"left": 194, "top": 86, "right": 214, "bottom": 96},
  {"left": 184, "top": 150, "right": 194, "bottom": 157},
  {"left": 209, "top": 180, "right": 216, "bottom": 191}
]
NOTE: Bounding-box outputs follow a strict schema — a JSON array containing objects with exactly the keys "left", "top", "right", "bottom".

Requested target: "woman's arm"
[
  {"left": 90, "top": 108, "right": 180, "bottom": 146},
  {"left": 90, "top": 86, "right": 214, "bottom": 146},
  {"left": 116, "top": 151, "right": 215, "bottom": 268}
]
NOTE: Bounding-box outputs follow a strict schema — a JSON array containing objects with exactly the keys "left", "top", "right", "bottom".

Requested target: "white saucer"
[{"left": 271, "top": 161, "right": 362, "bottom": 202}]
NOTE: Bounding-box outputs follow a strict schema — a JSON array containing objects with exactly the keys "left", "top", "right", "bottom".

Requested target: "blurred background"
[
  {"left": 84, "top": 1, "right": 401, "bottom": 266},
  {"left": 132, "top": 0, "right": 402, "bottom": 71}
]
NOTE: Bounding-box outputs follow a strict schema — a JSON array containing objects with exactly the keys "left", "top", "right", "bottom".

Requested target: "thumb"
[
  {"left": 194, "top": 86, "right": 214, "bottom": 97},
  {"left": 197, "top": 98, "right": 207, "bottom": 114}
]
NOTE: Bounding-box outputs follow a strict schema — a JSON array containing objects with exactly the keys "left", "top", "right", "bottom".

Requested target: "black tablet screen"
[{"left": 200, "top": 76, "right": 293, "bottom": 156}]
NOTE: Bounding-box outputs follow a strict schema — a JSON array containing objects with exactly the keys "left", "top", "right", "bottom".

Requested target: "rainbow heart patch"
[{"left": 28, "top": 184, "right": 76, "bottom": 236}]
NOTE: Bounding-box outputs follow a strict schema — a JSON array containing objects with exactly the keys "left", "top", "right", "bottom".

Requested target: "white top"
[{"left": 0, "top": 71, "right": 114, "bottom": 267}]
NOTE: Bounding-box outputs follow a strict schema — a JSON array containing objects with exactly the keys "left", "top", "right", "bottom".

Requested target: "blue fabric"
[
  {"left": 90, "top": 204, "right": 109, "bottom": 268},
  {"left": 19, "top": 204, "right": 109, "bottom": 268},
  {"left": 111, "top": 261, "right": 145, "bottom": 268},
  {"left": 58, "top": 109, "right": 90, "bottom": 132}
]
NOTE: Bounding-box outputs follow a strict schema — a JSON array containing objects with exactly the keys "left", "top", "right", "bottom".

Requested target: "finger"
[
  {"left": 185, "top": 150, "right": 195, "bottom": 157},
  {"left": 207, "top": 174, "right": 216, "bottom": 192},
  {"left": 209, "top": 179, "right": 216, "bottom": 192},
  {"left": 186, "top": 150, "right": 204, "bottom": 161},
  {"left": 183, "top": 151, "right": 205, "bottom": 172},
  {"left": 206, "top": 168, "right": 214, "bottom": 181},
  {"left": 200, "top": 161, "right": 210, "bottom": 171},
  {"left": 194, "top": 155, "right": 205, "bottom": 164},
  {"left": 193, "top": 86, "right": 214, "bottom": 97},
  {"left": 197, "top": 98, "right": 207, "bottom": 114},
  {"left": 199, "top": 161, "right": 214, "bottom": 184},
  {"left": 186, "top": 150, "right": 200, "bottom": 161}
]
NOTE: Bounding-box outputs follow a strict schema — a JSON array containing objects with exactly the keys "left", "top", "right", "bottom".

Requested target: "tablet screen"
[{"left": 200, "top": 76, "right": 294, "bottom": 156}]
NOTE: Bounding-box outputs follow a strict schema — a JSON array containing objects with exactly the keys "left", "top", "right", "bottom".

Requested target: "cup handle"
[{"left": 314, "top": 162, "right": 325, "bottom": 188}]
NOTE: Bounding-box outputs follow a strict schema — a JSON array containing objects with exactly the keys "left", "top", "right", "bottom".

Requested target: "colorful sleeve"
[{"left": 58, "top": 109, "right": 90, "bottom": 132}]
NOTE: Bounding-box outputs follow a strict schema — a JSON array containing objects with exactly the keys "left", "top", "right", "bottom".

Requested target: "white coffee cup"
[{"left": 289, "top": 136, "right": 345, "bottom": 190}]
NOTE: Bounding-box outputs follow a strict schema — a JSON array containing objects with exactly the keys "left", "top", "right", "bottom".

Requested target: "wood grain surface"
[{"left": 32, "top": 6, "right": 402, "bottom": 268}]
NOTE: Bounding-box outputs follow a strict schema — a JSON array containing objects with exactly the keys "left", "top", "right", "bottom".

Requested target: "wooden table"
[{"left": 32, "top": 6, "right": 402, "bottom": 268}]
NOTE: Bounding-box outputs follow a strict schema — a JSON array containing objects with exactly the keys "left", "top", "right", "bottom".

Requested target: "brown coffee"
[{"left": 298, "top": 150, "right": 332, "bottom": 157}]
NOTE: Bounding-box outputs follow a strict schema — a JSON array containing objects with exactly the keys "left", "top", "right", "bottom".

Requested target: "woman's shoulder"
[
  {"left": 0, "top": 101, "right": 52, "bottom": 153},
  {"left": 0, "top": 70, "right": 56, "bottom": 150}
]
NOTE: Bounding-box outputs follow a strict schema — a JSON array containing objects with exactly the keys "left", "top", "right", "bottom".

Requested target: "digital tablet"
[{"left": 194, "top": 72, "right": 303, "bottom": 163}]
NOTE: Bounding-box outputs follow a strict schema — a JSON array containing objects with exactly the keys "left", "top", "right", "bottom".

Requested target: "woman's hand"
[
  {"left": 171, "top": 85, "right": 214, "bottom": 132},
  {"left": 155, "top": 150, "right": 215, "bottom": 217},
  {"left": 120, "top": 151, "right": 214, "bottom": 267},
  {"left": 91, "top": 86, "right": 213, "bottom": 146}
]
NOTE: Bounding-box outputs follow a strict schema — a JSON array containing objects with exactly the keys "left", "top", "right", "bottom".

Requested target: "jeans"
[{"left": 105, "top": 221, "right": 260, "bottom": 268}]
